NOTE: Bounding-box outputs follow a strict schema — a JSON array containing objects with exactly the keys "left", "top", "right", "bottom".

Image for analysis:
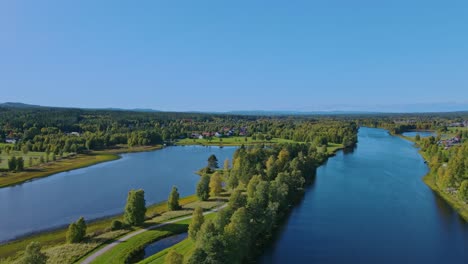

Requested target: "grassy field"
[
  {"left": 83, "top": 199, "right": 222, "bottom": 264},
  {"left": 0, "top": 144, "right": 162, "bottom": 188},
  {"left": 0, "top": 149, "right": 48, "bottom": 169},
  {"left": 0, "top": 153, "right": 119, "bottom": 188},
  {"left": 0, "top": 195, "right": 199, "bottom": 261},
  {"left": 176, "top": 136, "right": 297, "bottom": 146},
  {"left": 91, "top": 219, "right": 192, "bottom": 264}
]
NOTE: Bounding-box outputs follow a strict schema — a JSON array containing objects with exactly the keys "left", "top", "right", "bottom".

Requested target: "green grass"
[
  {"left": 0, "top": 149, "right": 55, "bottom": 169},
  {"left": 0, "top": 195, "right": 198, "bottom": 261},
  {"left": 90, "top": 204, "right": 220, "bottom": 264},
  {"left": 91, "top": 220, "right": 192, "bottom": 264},
  {"left": 139, "top": 238, "right": 194, "bottom": 264},
  {"left": 140, "top": 213, "right": 217, "bottom": 264},
  {"left": 176, "top": 136, "right": 297, "bottom": 146},
  {"left": 0, "top": 144, "right": 163, "bottom": 188},
  {"left": 0, "top": 153, "right": 119, "bottom": 188}
]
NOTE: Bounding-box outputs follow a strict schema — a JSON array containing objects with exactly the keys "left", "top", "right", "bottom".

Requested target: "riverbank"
[
  {"left": 397, "top": 133, "right": 468, "bottom": 222},
  {"left": 0, "top": 194, "right": 199, "bottom": 261},
  {"left": 0, "top": 145, "right": 162, "bottom": 188}
]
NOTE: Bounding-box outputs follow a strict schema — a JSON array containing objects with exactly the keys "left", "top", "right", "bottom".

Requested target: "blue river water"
[{"left": 260, "top": 127, "right": 467, "bottom": 264}]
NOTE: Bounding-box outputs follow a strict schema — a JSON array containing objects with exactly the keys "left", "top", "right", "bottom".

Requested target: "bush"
[
  {"left": 22, "top": 242, "right": 47, "bottom": 264},
  {"left": 110, "top": 220, "right": 123, "bottom": 231}
]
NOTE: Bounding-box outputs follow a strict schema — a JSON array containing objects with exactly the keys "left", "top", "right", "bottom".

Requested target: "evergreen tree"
[
  {"left": 208, "top": 154, "right": 218, "bottom": 169},
  {"left": 124, "top": 189, "right": 147, "bottom": 226},
  {"left": 196, "top": 175, "right": 210, "bottom": 201},
  {"left": 168, "top": 186, "right": 181, "bottom": 211}
]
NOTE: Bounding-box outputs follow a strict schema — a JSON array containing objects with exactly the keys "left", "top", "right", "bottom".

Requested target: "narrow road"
[{"left": 81, "top": 204, "right": 226, "bottom": 264}]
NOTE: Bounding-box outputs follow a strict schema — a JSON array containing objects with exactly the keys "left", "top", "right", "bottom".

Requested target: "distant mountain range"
[{"left": 1, "top": 102, "right": 467, "bottom": 115}]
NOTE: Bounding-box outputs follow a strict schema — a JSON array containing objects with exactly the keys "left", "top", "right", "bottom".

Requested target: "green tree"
[
  {"left": 415, "top": 134, "right": 421, "bottom": 141},
  {"left": 196, "top": 175, "right": 210, "bottom": 201},
  {"left": 22, "top": 144, "right": 29, "bottom": 155},
  {"left": 208, "top": 154, "right": 218, "bottom": 169},
  {"left": 110, "top": 220, "right": 123, "bottom": 231},
  {"left": 8, "top": 156, "right": 17, "bottom": 171},
  {"left": 66, "top": 217, "right": 86, "bottom": 243},
  {"left": 224, "top": 207, "right": 250, "bottom": 262},
  {"left": 165, "top": 250, "right": 183, "bottom": 264},
  {"left": 76, "top": 217, "right": 87, "bottom": 240},
  {"left": 188, "top": 206, "right": 204, "bottom": 241},
  {"left": 66, "top": 223, "right": 80, "bottom": 243},
  {"left": 228, "top": 188, "right": 246, "bottom": 210},
  {"left": 223, "top": 158, "right": 230, "bottom": 176},
  {"left": 209, "top": 172, "right": 223, "bottom": 197},
  {"left": 124, "top": 189, "right": 147, "bottom": 226},
  {"left": 16, "top": 157, "right": 24, "bottom": 171},
  {"left": 22, "top": 242, "right": 47, "bottom": 264},
  {"left": 28, "top": 157, "right": 33, "bottom": 167},
  {"left": 459, "top": 180, "right": 468, "bottom": 202},
  {"left": 168, "top": 186, "right": 181, "bottom": 211}
]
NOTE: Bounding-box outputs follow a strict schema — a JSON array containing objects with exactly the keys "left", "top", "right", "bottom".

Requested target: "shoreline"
[
  {"left": 0, "top": 145, "right": 163, "bottom": 189},
  {"left": 395, "top": 133, "right": 468, "bottom": 222},
  {"left": 0, "top": 195, "right": 198, "bottom": 260}
]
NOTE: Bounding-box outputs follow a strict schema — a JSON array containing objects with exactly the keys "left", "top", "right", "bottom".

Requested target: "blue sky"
[{"left": 1, "top": 1, "right": 467, "bottom": 112}]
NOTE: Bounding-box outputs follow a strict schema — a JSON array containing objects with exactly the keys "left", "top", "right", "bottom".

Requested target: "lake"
[
  {"left": 0, "top": 146, "right": 236, "bottom": 243},
  {"left": 259, "top": 127, "right": 468, "bottom": 264}
]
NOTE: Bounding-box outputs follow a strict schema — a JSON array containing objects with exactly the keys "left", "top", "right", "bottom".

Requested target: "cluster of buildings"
[
  {"left": 447, "top": 120, "right": 468, "bottom": 127},
  {"left": 190, "top": 127, "right": 248, "bottom": 139},
  {"left": 438, "top": 136, "right": 462, "bottom": 149}
]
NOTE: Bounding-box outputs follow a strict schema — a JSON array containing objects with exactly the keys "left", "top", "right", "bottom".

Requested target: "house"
[
  {"left": 70, "top": 132, "right": 80, "bottom": 136},
  {"left": 198, "top": 135, "right": 204, "bottom": 139},
  {"left": 215, "top": 132, "right": 222, "bottom": 137},
  {"left": 5, "top": 138, "right": 17, "bottom": 144},
  {"left": 191, "top": 133, "right": 201, "bottom": 139}
]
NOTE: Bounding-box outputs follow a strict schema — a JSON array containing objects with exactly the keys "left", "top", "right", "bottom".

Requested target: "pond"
[{"left": 0, "top": 146, "right": 236, "bottom": 243}]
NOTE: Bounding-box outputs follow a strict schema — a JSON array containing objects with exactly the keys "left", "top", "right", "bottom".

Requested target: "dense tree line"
[
  {"left": 0, "top": 106, "right": 358, "bottom": 161},
  {"left": 418, "top": 136, "right": 468, "bottom": 202},
  {"left": 187, "top": 141, "right": 339, "bottom": 263}
]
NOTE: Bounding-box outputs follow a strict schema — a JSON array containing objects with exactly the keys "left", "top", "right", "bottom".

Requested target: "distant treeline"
[{"left": 0, "top": 106, "right": 358, "bottom": 156}]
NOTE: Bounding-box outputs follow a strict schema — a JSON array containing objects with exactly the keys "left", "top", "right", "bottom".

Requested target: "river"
[
  {"left": 260, "top": 127, "right": 467, "bottom": 264},
  {"left": 0, "top": 146, "right": 236, "bottom": 243}
]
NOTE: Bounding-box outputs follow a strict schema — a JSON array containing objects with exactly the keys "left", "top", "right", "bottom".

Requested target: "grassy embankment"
[
  {"left": 398, "top": 133, "right": 468, "bottom": 221},
  {"left": 0, "top": 144, "right": 162, "bottom": 188},
  {"left": 91, "top": 214, "right": 217, "bottom": 264},
  {"left": 0, "top": 194, "right": 199, "bottom": 262}
]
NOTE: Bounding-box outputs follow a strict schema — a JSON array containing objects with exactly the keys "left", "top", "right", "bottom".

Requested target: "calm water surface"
[
  {"left": 0, "top": 146, "right": 236, "bottom": 242},
  {"left": 402, "top": 131, "right": 435, "bottom": 138},
  {"left": 260, "top": 127, "right": 468, "bottom": 264}
]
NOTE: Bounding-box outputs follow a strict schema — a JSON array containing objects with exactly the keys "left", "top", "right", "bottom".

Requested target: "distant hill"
[
  {"left": 0, "top": 102, "right": 44, "bottom": 109},
  {"left": 0, "top": 102, "right": 161, "bottom": 113}
]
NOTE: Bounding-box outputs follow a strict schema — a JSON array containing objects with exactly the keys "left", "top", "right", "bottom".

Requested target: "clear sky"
[{"left": 1, "top": 1, "right": 467, "bottom": 112}]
